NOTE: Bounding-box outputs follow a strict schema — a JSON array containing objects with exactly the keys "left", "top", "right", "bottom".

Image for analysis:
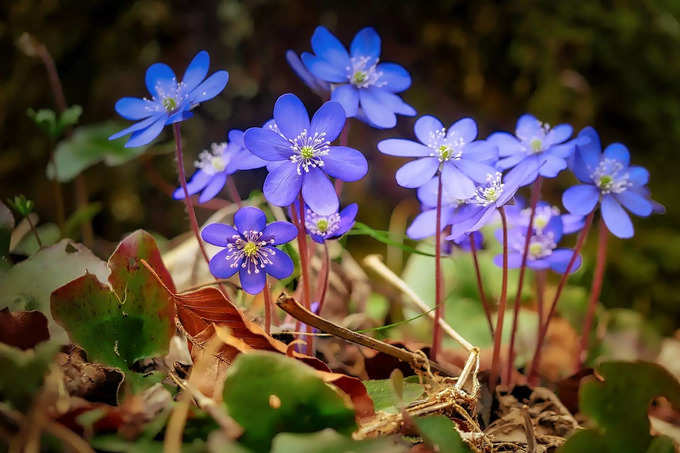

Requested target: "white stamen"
[
  {"left": 426, "top": 128, "right": 465, "bottom": 162},
  {"left": 225, "top": 230, "right": 276, "bottom": 275},
  {"left": 590, "top": 158, "right": 631, "bottom": 194},
  {"left": 287, "top": 129, "right": 331, "bottom": 175},
  {"left": 194, "top": 142, "right": 229, "bottom": 175},
  {"left": 345, "top": 56, "right": 386, "bottom": 88},
  {"left": 472, "top": 172, "right": 504, "bottom": 206},
  {"left": 305, "top": 208, "right": 341, "bottom": 237}
]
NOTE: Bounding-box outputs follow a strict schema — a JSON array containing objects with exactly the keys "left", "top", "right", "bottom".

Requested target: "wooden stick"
[{"left": 276, "top": 294, "right": 455, "bottom": 377}]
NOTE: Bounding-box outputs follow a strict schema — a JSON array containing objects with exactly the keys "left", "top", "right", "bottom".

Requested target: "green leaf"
[
  {"left": 0, "top": 239, "right": 108, "bottom": 344},
  {"left": 27, "top": 108, "right": 59, "bottom": 139},
  {"left": 0, "top": 341, "right": 60, "bottom": 410},
  {"left": 363, "top": 378, "right": 424, "bottom": 413},
  {"left": 47, "top": 122, "right": 148, "bottom": 182},
  {"left": 50, "top": 230, "right": 176, "bottom": 394},
  {"left": 58, "top": 105, "right": 82, "bottom": 131},
  {"left": 414, "top": 415, "right": 473, "bottom": 453},
  {"left": 12, "top": 223, "right": 61, "bottom": 256},
  {"left": 559, "top": 361, "right": 680, "bottom": 453},
  {"left": 222, "top": 352, "right": 356, "bottom": 451},
  {"left": 347, "top": 222, "right": 436, "bottom": 257},
  {"left": 271, "top": 429, "right": 409, "bottom": 453}
]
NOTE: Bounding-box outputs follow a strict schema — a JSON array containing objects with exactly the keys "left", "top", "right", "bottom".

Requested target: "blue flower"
[
  {"left": 505, "top": 199, "right": 585, "bottom": 235},
  {"left": 294, "top": 201, "right": 358, "bottom": 243},
  {"left": 406, "top": 177, "right": 467, "bottom": 240},
  {"left": 201, "top": 206, "right": 297, "bottom": 294},
  {"left": 562, "top": 127, "right": 655, "bottom": 238},
  {"left": 243, "top": 93, "right": 368, "bottom": 215},
  {"left": 286, "top": 50, "right": 330, "bottom": 98},
  {"left": 299, "top": 26, "right": 415, "bottom": 129},
  {"left": 173, "top": 130, "right": 267, "bottom": 203},
  {"left": 493, "top": 208, "right": 582, "bottom": 274},
  {"left": 110, "top": 50, "right": 229, "bottom": 147},
  {"left": 378, "top": 115, "right": 498, "bottom": 196},
  {"left": 488, "top": 114, "right": 574, "bottom": 186}
]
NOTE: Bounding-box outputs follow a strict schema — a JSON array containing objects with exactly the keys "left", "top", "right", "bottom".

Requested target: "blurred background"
[{"left": 1, "top": 0, "right": 679, "bottom": 337}]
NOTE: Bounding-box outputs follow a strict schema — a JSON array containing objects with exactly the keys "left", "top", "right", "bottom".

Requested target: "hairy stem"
[
  {"left": 490, "top": 207, "right": 509, "bottom": 391},
  {"left": 575, "top": 217, "right": 608, "bottom": 371},
  {"left": 469, "top": 233, "right": 494, "bottom": 338},
  {"left": 506, "top": 176, "right": 542, "bottom": 383},
  {"left": 315, "top": 242, "right": 331, "bottom": 315},
  {"left": 263, "top": 277, "right": 272, "bottom": 335},
  {"left": 527, "top": 211, "right": 594, "bottom": 386},
  {"left": 294, "top": 192, "right": 313, "bottom": 355},
  {"left": 535, "top": 269, "right": 546, "bottom": 349},
  {"left": 431, "top": 173, "right": 444, "bottom": 361}
]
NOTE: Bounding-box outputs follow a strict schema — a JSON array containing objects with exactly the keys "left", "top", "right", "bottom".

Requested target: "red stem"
[
  {"left": 315, "top": 242, "right": 331, "bottom": 315},
  {"left": 490, "top": 207, "right": 509, "bottom": 391},
  {"left": 575, "top": 217, "right": 608, "bottom": 371},
  {"left": 431, "top": 173, "right": 444, "bottom": 362},
  {"left": 294, "top": 192, "right": 313, "bottom": 355},
  {"left": 26, "top": 214, "right": 43, "bottom": 249},
  {"left": 535, "top": 269, "right": 546, "bottom": 348},
  {"left": 506, "top": 177, "right": 542, "bottom": 384},
  {"left": 226, "top": 177, "right": 243, "bottom": 208},
  {"left": 527, "top": 211, "right": 594, "bottom": 386},
  {"left": 173, "top": 123, "right": 212, "bottom": 269},
  {"left": 263, "top": 277, "right": 272, "bottom": 335},
  {"left": 469, "top": 233, "right": 494, "bottom": 338}
]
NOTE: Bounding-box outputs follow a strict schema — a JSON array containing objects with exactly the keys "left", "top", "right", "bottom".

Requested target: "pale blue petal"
[
  {"left": 182, "top": 50, "right": 210, "bottom": 91},
  {"left": 359, "top": 88, "right": 396, "bottom": 129},
  {"left": 562, "top": 184, "right": 599, "bottom": 215},
  {"left": 395, "top": 158, "right": 439, "bottom": 188},
  {"left": 454, "top": 159, "right": 498, "bottom": 183},
  {"left": 616, "top": 190, "right": 652, "bottom": 217},
  {"left": 124, "top": 115, "right": 167, "bottom": 148},
  {"left": 442, "top": 163, "right": 475, "bottom": 199},
  {"left": 302, "top": 167, "right": 338, "bottom": 215},
  {"left": 239, "top": 268, "right": 266, "bottom": 294},
  {"left": 350, "top": 27, "right": 381, "bottom": 61},
  {"left": 447, "top": 117, "right": 477, "bottom": 143},
  {"left": 209, "top": 249, "right": 239, "bottom": 279},
  {"left": 145, "top": 63, "right": 176, "bottom": 99},
  {"left": 414, "top": 115, "right": 444, "bottom": 145},
  {"left": 198, "top": 173, "right": 226, "bottom": 203},
  {"left": 603, "top": 143, "right": 630, "bottom": 167},
  {"left": 310, "top": 101, "right": 346, "bottom": 142},
  {"left": 331, "top": 85, "right": 359, "bottom": 117},
  {"left": 311, "top": 26, "right": 350, "bottom": 68},
  {"left": 115, "top": 97, "right": 157, "bottom": 120},
  {"left": 487, "top": 131, "right": 523, "bottom": 157},
  {"left": 202, "top": 223, "right": 240, "bottom": 246},
  {"left": 323, "top": 146, "right": 368, "bottom": 182},
  {"left": 378, "top": 139, "right": 431, "bottom": 157},
  {"left": 601, "top": 194, "right": 634, "bottom": 238},
  {"left": 262, "top": 221, "right": 298, "bottom": 245},
  {"left": 234, "top": 206, "right": 267, "bottom": 233},
  {"left": 264, "top": 247, "right": 294, "bottom": 279},
  {"left": 274, "top": 93, "right": 310, "bottom": 139},
  {"left": 243, "top": 127, "right": 291, "bottom": 161},
  {"left": 190, "top": 70, "right": 228, "bottom": 103},
  {"left": 301, "top": 52, "right": 348, "bottom": 83},
  {"left": 263, "top": 163, "right": 303, "bottom": 207},
  {"left": 377, "top": 62, "right": 410, "bottom": 92},
  {"left": 544, "top": 124, "right": 572, "bottom": 147}
]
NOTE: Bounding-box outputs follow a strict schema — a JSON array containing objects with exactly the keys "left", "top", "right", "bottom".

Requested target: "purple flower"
[
  {"left": 493, "top": 209, "right": 582, "bottom": 274},
  {"left": 488, "top": 114, "right": 574, "bottom": 186},
  {"left": 505, "top": 199, "right": 585, "bottom": 235},
  {"left": 201, "top": 206, "right": 297, "bottom": 294},
  {"left": 294, "top": 201, "right": 358, "bottom": 243},
  {"left": 406, "top": 177, "right": 467, "bottom": 240},
  {"left": 173, "top": 130, "right": 267, "bottom": 203},
  {"left": 378, "top": 115, "right": 498, "bottom": 197},
  {"left": 286, "top": 50, "right": 330, "bottom": 98},
  {"left": 562, "top": 127, "right": 655, "bottom": 238},
  {"left": 442, "top": 231, "right": 484, "bottom": 255},
  {"left": 298, "top": 26, "right": 415, "bottom": 129},
  {"left": 243, "top": 93, "right": 368, "bottom": 215},
  {"left": 110, "top": 51, "right": 229, "bottom": 148}
]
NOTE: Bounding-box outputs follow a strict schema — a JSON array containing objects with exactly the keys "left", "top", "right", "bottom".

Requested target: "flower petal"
[
  {"left": 263, "top": 163, "right": 303, "bottom": 207},
  {"left": 395, "top": 158, "right": 439, "bottom": 188},
  {"left": 198, "top": 173, "right": 226, "bottom": 203},
  {"left": 274, "top": 93, "right": 310, "bottom": 139},
  {"left": 350, "top": 27, "right": 381, "bottom": 61},
  {"left": 115, "top": 97, "right": 157, "bottom": 120},
  {"left": 493, "top": 252, "right": 524, "bottom": 269},
  {"left": 190, "top": 70, "right": 228, "bottom": 103},
  {"left": 239, "top": 268, "right": 266, "bottom": 294},
  {"left": 335, "top": 203, "right": 359, "bottom": 237},
  {"left": 442, "top": 163, "right": 475, "bottom": 199},
  {"left": 264, "top": 247, "right": 294, "bottom": 279},
  {"left": 515, "top": 114, "right": 542, "bottom": 140},
  {"left": 145, "top": 63, "right": 177, "bottom": 99},
  {"left": 414, "top": 115, "right": 444, "bottom": 145},
  {"left": 359, "top": 88, "right": 396, "bottom": 129},
  {"left": 124, "top": 115, "right": 167, "bottom": 148},
  {"left": 603, "top": 143, "right": 630, "bottom": 167},
  {"left": 243, "top": 127, "right": 291, "bottom": 161},
  {"left": 302, "top": 167, "right": 338, "bottom": 215},
  {"left": 209, "top": 249, "right": 239, "bottom": 279},
  {"left": 182, "top": 50, "right": 210, "bottom": 91},
  {"left": 109, "top": 115, "right": 162, "bottom": 140},
  {"left": 615, "top": 190, "right": 652, "bottom": 217},
  {"left": 416, "top": 177, "right": 439, "bottom": 207},
  {"left": 454, "top": 159, "right": 498, "bottom": 184},
  {"left": 232, "top": 146, "right": 267, "bottom": 171},
  {"left": 463, "top": 141, "right": 498, "bottom": 163},
  {"left": 377, "top": 63, "right": 411, "bottom": 92},
  {"left": 234, "top": 206, "right": 267, "bottom": 234},
  {"left": 310, "top": 101, "right": 346, "bottom": 142},
  {"left": 262, "top": 221, "right": 298, "bottom": 245},
  {"left": 562, "top": 184, "right": 599, "bottom": 215},
  {"left": 496, "top": 154, "right": 524, "bottom": 170},
  {"left": 548, "top": 249, "right": 582, "bottom": 274},
  {"left": 601, "top": 194, "right": 634, "bottom": 238},
  {"left": 447, "top": 117, "right": 477, "bottom": 143},
  {"left": 406, "top": 209, "right": 437, "bottom": 239},
  {"left": 301, "top": 52, "right": 348, "bottom": 83},
  {"left": 331, "top": 85, "right": 359, "bottom": 117},
  {"left": 202, "top": 223, "right": 240, "bottom": 246},
  {"left": 173, "top": 170, "right": 213, "bottom": 199},
  {"left": 378, "top": 139, "right": 431, "bottom": 157},
  {"left": 538, "top": 154, "right": 567, "bottom": 178},
  {"left": 286, "top": 50, "right": 329, "bottom": 95},
  {"left": 311, "top": 26, "right": 350, "bottom": 68},
  {"left": 323, "top": 146, "right": 368, "bottom": 182},
  {"left": 627, "top": 166, "right": 649, "bottom": 187},
  {"left": 575, "top": 126, "right": 602, "bottom": 170},
  {"left": 544, "top": 124, "right": 572, "bottom": 147},
  {"left": 487, "top": 131, "right": 523, "bottom": 157}
]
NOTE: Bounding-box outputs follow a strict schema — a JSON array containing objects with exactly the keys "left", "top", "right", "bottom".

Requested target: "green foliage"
[
  {"left": 559, "top": 361, "right": 680, "bottom": 453},
  {"left": 7, "top": 194, "right": 35, "bottom": 217},
  {"left": 0, "top": 341, "right": 60, "bottom": 410},
  {"left": 414, "top": 415, "right": 472, "bottom": 453},
  {"left": 222, "top": 352, "right": 356, "bottom": 451},
  {"left": 47, "top": 122, "right": 148, "bottom": 182},
  {"left": 347, "top": 222, "right": 436, "bottom": 257},
  {"left": 50, "top": 231, "right": 175, "bottom": 394},
  {"left": 271, "top": 429, "right": 408, "bottom": 453},
  {"left": 363, "top": 378, "right": 424, "bottom": 413},
  {"left": 27, "top": 105, "right": 82, "bottom": 140},
  {"left": 0, "top": 239, "right": 108, "bottom": 344}
]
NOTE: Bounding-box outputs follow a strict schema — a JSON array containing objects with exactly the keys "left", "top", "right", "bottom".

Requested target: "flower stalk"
[
  {"left": 263, "top": 277, "right": 273, "bottom": 335},
  {"left": 431, "top": 172, "right": 445, "bottom": 362},
  {"left": 293, "top": 192, "right": 314, "bottom": 354},
  {"left": 469, "top": 232, "right": 494, "bottom": 338},
  {"left": 489, "top": 206, "right": 509, "bottom": 390}
]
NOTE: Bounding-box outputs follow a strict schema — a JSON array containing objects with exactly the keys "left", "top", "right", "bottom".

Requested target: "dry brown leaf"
[{"left": 0, "top": 308, "right": 50, "bottom": 350}]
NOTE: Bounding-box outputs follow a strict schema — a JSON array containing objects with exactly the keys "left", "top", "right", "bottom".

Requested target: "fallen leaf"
[{"left": 0, "top": 308, "right": 50, "bottom": 349}]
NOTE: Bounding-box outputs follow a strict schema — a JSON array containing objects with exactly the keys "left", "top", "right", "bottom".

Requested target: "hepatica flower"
[
  {"left": 202, "top": 207, "right": 297, "bottom": 294},
  {"left": 243, "top": 93, "right": 368, "bottom": 215},
  {"left": 505, "top": 199, "right": 585, "bottom": 235},
  {"left": 489, "top": 114, "right": 574, "bottom": 186},
  {"left": 379, "top": 115, "right": 499, "bottom": 197},
  {"left": 299, "top": 26, "right": 415, "bottom": 128},
  {"left": 110, "top": 50, "right": 229, "bottom": 147},
  {"left": 286, "top": 50, "right": 330, "bottom": 98},
  {"left": 406, "top": 177, "right": 466, "bottom": 240},
  {"left": 563, "top": 127, "right": 655, "bottom": 238},
  {"left": 173, "top": 130, "right": 266, "bottom": 203},
  {"left": 296, "top": 201, "right": 358, "bottom": 243}
]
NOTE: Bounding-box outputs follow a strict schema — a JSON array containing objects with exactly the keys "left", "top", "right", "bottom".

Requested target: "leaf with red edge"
[{"left": 0, "top": 308, "right": 50, "bottom": 349}]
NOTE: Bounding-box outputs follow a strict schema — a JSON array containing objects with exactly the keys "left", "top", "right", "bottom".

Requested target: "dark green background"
[{"left": 1, "top": 1, "right": 678, "bottom": 331}]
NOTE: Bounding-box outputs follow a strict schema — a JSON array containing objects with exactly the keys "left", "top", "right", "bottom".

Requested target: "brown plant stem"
[
  {"left": 527, "top": 211, "right": 594, "bottom": 386},
  {"left": 469, "top": 232, "right": 494, "bottom": 338},
  {"left": 535, "top": 269, "right": 546, "bottom": 348},
  {"left": 25, "top": 215, "right": 43, "bottom": 249},
  {"left": 292, "top": 192, "right": 313, "bottom": 354},
  {"left": 431, "top": 173, "right": 444, "bottom": 362},
  {"left": 575, "top": 216, "right": 608, "bottom": 371},
  {"left": 490, "top": 207, "right": 509, "bottom": 391},
  {"left": 263, "top": 277, "right": 273, "bottom": 335},
  {"left": 506, "top": 176, "right": 542, "bottom": 383},
  {"left": 315, "top": 242, "right": 331, "bottom": 315}
]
